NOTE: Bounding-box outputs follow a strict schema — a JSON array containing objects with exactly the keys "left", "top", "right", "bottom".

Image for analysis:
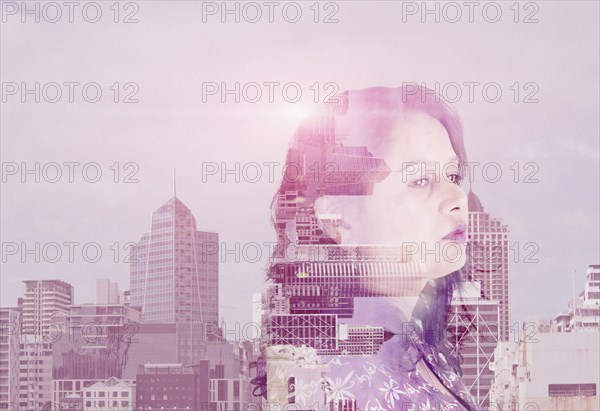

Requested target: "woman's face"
[{"left": 317, "top": 110, "right": 468, "bottom": 279}]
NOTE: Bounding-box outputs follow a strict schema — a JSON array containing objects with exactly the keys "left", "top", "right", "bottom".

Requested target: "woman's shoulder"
[{"left": 322, "top": 348, "right": 475, "bottom": 410}]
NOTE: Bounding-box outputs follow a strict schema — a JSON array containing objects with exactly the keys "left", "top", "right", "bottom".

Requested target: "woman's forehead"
[{"left": 384, "top": 112, "right": 455, "bottom": 164}]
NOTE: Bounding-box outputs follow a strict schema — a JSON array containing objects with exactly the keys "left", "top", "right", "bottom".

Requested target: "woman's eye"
[
  {"left": 448, "top": 173, "right": 464, "bottom": 185},
  {"left": 410, "top": 177, "right": 430, "bottom": 188}
]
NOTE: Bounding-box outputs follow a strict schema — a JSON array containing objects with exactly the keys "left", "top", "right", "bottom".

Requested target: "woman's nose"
[{"left": 438, "top": 180, "right": 468, "bottom": 215}]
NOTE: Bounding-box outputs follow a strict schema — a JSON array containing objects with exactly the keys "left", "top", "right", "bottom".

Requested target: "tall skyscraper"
[
  {"left": 447, "top": 190, "right": 510, "bottom": 408},
  {"left": 465, "top": 190, "right": 510, "bottom": 341},
  {"left": 130, "top": 196, "right": 219, "bottom": 325}
]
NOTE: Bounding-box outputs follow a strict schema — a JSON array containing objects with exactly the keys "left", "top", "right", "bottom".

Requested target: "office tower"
[
  {"left": 21, "top": 280, "right": 73, "bottom": 337},
  {"left": 446, "top": 191, "right": 509, "bottom": 408},
  {"left": 448, "top": 281, "right": 500, "bottom": 409},
  {"left": 0, "top": 308, "right": 20, "bottom": 411},
  {"left": 465, "top": 190, "right": 510, "bottom": 341},
  {"left": 130, "top": 195, "right": 219, "bottom": 325}
]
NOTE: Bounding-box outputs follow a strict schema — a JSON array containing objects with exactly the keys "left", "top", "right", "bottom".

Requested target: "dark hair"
[
  {"left": 255, "top": 85, "right": 470, "bottom": 398},
  {"left": 413, "top": 269, "right": 466, "bottom": 374}
]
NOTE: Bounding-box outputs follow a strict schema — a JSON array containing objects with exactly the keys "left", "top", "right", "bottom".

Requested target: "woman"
[{"left": 256, "top": 85, "right": 478, "bottom": 410}]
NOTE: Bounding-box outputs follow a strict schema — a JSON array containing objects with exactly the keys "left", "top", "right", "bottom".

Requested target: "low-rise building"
[
  {"left": 83, "top": 377, "right": 135, "bottom": 411},
  {"left": 490, "top": 265, "right": 600, "bottom": 411}
]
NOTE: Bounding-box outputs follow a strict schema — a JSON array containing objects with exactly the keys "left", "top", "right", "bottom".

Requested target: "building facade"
[
  {"left": 19, "top": 335, "right": 53, "bottom": 410},
  {"left": 82, "top": 377, "right": 135, "bottom": 411},
  {"left": 490, "top": 265, "right": 600, "bottom": 411},
  {"left": 65, "top": 303, "right": 142, "bottom": 336},
  {"left": 209, "top": 377, "right": 256, "bottom": 411},
  {"left": 130, "top": 196, "right": 219, "bottom": 325},
  {"left": 444, "top": 191, "right": 511, "bottom": 409},
  {"left": 0, "top": 308, "right": 21, "bottom": 411},
  {"left": 20, "top": 280, "right": 73, "bottom": 337},
  {"left": 135, "top": 363, "right": 210, "bottom": 411},
  {"left": 490, "top": 330, "right": 599, "bottom": 411},
  {"left": 96, "top": 279, "right": 122, "bottom": 306},
  {"left": 448, "top": 281, "right": 500, "bottom": 409},
  {"left": 15, "top": 280, "right": 73, "bottom": 411},
  {"left": 553, "top": 264, "right": 600, "bottom": 333},
  {"left": 465, "top": 191, "right": 510, "bottom": 342}
]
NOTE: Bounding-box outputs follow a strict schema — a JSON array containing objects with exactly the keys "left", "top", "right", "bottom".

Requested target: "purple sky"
[{"left": 1, "top": 1, "right": 599, "bottom": 331}]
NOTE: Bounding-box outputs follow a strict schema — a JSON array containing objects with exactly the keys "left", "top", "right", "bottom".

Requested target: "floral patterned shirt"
[{"left": 321, "top": 297, "right": 478, "bottom": 410}]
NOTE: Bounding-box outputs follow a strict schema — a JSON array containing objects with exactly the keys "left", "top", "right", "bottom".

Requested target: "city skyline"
[
  {"left": 1, "top": 254, "right": 597, "bottom": 410},
  {"left": 2, "top": 2, "right": 599, "bottom": 333},
  {"left": 1, "top": 183, "right": 597, "bottom": 330},
  {"left": 2, "top": 1, "right": 598, "bottom": 410}
]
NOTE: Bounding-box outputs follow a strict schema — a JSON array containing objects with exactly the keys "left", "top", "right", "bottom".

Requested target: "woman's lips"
[{"left": 442, "top": 223, "right": 467, "bottom": 242}]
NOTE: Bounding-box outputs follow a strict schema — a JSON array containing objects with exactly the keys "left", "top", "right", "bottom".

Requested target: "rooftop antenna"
[
  {"left": 572, "top": 268, "right": 577, "bottom": 331},
  {"left": 173, "top": 168, "right": 177, "bottom": 197}
]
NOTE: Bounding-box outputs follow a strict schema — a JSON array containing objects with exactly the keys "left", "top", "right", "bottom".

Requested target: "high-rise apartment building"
[
  {"left": 130, "top": 196, "right": 219, "bottom": 325},
  {"left": 20, "top": 280, "right": 73, "bottom": 337},
  {"left": 0, "top": 308, "right": 21, "bottom": 411},
  {"left": 19, "top": 336, "right": 53, "bottom": 410},
  {"left": 16, "top": 280, "right": 73, "bottom": 410}
]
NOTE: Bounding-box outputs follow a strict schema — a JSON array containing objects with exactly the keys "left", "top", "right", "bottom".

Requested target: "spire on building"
[{"left": 173, "top": 168, "right": 177, "bottom": 198}]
